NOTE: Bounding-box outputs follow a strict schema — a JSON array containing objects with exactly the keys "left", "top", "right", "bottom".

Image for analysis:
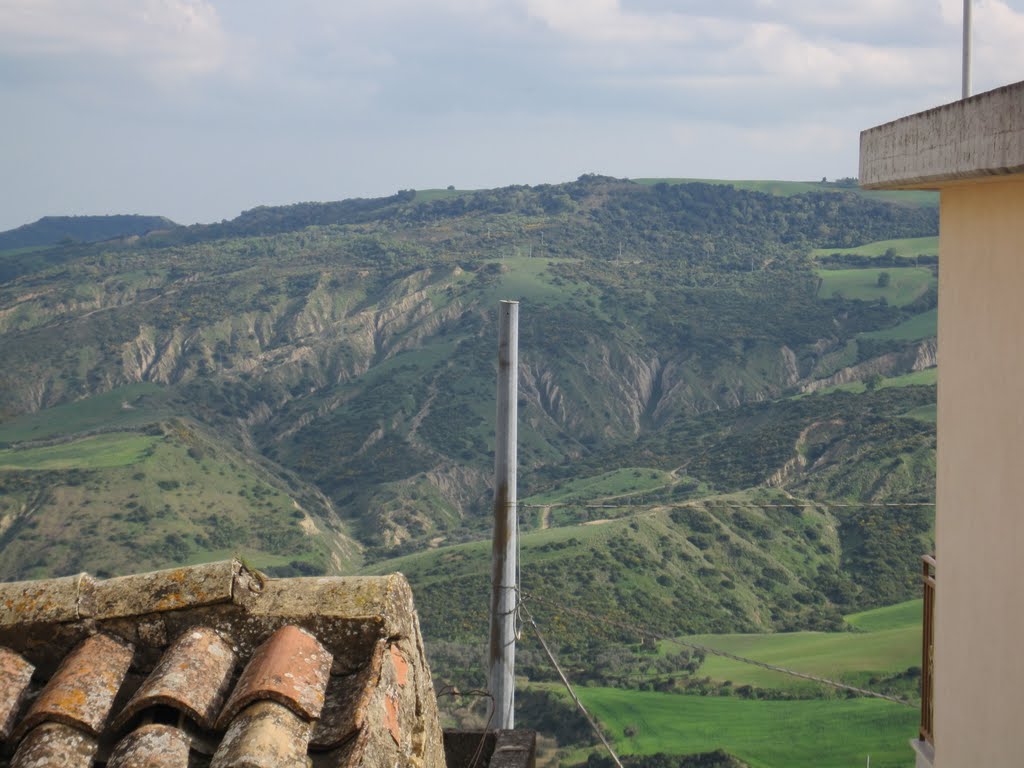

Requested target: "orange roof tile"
[
  {"left": 113, "top": 626, "right": 236, "bottom": 732},
  {"left": 216, "top": 624, "right": 332, "bottom": 729},
  {"left": 0, "top": 560, "right": 446, "bottom": 767},
  {"left": 12, "top": 632, "right": 134, "bottom": 741}
]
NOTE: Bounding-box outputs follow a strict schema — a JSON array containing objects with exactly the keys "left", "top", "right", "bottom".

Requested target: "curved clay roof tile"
[
  {"left": 215, "top": 625, "right": 332, "bottom": 730},
  {"left": 11, "top": 632, "right": 134, "bottom": 742},
  {"left": 112, "top": 626, "right": 236, "bottom": 732},
  {"left": 0, "top": 648, "right": 34, "bottom": 741},
  {"left": 107, "top": 724, "right": 191, "bottom": 768}
]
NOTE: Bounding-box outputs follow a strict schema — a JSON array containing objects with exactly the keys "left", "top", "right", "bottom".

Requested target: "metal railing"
[{"left": 920, "top": 554, "right": 936, "bottom": 745}]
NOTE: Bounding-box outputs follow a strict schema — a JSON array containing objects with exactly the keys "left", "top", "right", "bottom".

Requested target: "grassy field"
[
  {"left": 816, "top": 267, "right": 936, "bottom": 306},
  {"left": 846, "top": 600, "right": 923, "bottom": 632},
  {"left": 811, "top": 368, "right": 937, "bottom": 397},
  {"left": 412, "top": 188, "right": 473, "bottom": 202},
  {"left": 812, "top": 236, "right": 939, "bottom": 259},
  {"left": 0, "top": 432, "right": 160, "bottom": 470},
  {"left": 476, "top": 257, "right": 589, "bottom": 307},
  {"left": 677, "top": 603, "right": 920, "bottom": 692},
  {"left": 902, "top": 404, "right": 937, "bottom": 424},
  {"left": 859, "top": 309, "right": 937, "bottom": 342},
  {"left": 0, "top": 383, "right": 171, "bottom": 443},
  {"left": 573, "top": 689, "right": 917, "bottom": 768},
  {"left": 632, "top": 178, "right": 938, "bottom": 207},
  {"left": 522, "top": 467, "right": 674, "bottom": 506}
]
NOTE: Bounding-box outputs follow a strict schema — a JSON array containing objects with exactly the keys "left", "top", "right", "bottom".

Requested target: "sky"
[{"left": 3, "top": 0, "right": 1024, "bottom": 231}]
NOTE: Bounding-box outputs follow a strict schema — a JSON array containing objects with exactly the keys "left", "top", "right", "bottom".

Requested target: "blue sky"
[{"left": 2, "top": 0, "right": 1024, "bottom": 230}]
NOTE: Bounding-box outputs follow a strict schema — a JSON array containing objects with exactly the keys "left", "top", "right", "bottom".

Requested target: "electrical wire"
[{"left": 521, "top": 602, "right": 625, "bottom": 768}]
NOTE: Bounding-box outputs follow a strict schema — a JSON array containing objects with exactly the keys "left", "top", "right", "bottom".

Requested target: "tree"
[{"left": 877, "top": 271, "right": 891, "bottom": 287}]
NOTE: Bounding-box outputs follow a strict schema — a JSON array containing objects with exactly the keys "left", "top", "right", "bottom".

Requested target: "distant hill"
[
  {"left": 0, "top": 175, "right": 936, "bottom": 591},
  {"left": 632, "top": 177, "right": 940, "bottom": 208},
  {"left": 0, "top": 214, "right": 176, "bottom": 251},
  {"left": 0, "top": 176, "right": 939, "bottom": 761}
]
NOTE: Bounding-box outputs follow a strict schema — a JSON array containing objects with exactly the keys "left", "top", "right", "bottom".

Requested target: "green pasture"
[
  {"left": 574, "top": 689, "right": 917, "bottom": 768},
  {"left": 902, "top": 404, "right": 937, "bottom": 424},
  {"left": 678, "top": 629, "right": 917, "bottom": 693},
  {"left": 413, "top": 188, "right": 473, "bottom": 202},
  {"left": 860, "top": 309, "right": 937, "bottom": 342},
  {"left": 0, "top": 383, "right": 170, "bottom": 443},
  {"left": 658, "top": 599, "right": 920, "bottom": 694},
  {"left": 847, "top": 599, "right": 923, "bottom": 632},
  {"left": 816, "top": 267, "right": 935, "bottom": 306},
  {"left": 0, "top": 432, "right": 160, "bottom": 470},
  {"left": 812, "top": 368, "right": 936, "bottom": 397},
  {"left": 475, "top": 257, "right": 586, "bottom": 307},
  {"left": 523, "top": 467, "right": 674, "bottom": 506},
  {"left": 813, "top": 236, "right": 939, "bottom": 259}
]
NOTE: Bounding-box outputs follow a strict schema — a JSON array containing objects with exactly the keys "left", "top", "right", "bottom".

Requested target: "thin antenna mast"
[
  {"left": 963, "top": 0, "right": 973, "bottom": 99},
  {"left": 489, "top": 300, "right": 519, "bottom": 729}
]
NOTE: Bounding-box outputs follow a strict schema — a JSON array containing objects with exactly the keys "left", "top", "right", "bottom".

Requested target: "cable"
[
  {"left": 515, "top": 501, "right": 523, "bottom": 641},
  {"left": 521, "top": 591, "right": 915, "bottom": 708},
  {"left": 520, "top": 501, "right": 934, "bottom": 510},
  {"left": 521, "top": 603, "right": 625, "bottom": 768},
  {"left": 436, "top": 687, "right": 495, "bottom": 768}
]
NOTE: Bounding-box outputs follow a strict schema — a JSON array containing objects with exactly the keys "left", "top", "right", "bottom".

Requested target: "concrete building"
[{"left": 860, "top": 81, "right": 1024, "bottom": 768}]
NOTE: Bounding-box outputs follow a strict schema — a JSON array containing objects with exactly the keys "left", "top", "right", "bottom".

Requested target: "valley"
[{"left": 0, "top": 176, "right": 938, "bottom": 765}]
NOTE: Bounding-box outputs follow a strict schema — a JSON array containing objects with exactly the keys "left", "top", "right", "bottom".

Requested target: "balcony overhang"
[{"left": 860, "top": 80, "right": 1024, "bottom": 190}]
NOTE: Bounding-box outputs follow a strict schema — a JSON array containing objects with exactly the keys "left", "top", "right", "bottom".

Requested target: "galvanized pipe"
[
  {"left": 963, "top": 0, "right": 973, "bottom": 99},
  {"left": 489, "top": 299, "right": 519, "bottom": 729}
]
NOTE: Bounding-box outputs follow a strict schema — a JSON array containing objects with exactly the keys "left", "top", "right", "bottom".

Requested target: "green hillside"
[
  {"left": 0, "top": 214, "right": 175, "bottom": 251},
  {"left": 0, "top": 175, "right": 937, "bottom": 576},
  {"left": 0, "top": 176, "right": 938, "bottom": 765},
  {"left": 0, "top": 419, "right": 358, "bottom": 580}
]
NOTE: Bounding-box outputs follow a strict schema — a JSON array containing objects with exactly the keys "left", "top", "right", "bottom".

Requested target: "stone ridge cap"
[{"left": 0, "top": 560, "right": 410, "bottom": 627}]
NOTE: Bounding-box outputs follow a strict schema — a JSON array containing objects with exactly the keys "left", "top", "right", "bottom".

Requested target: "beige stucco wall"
[{"left": 934, "top": 177, "right": 1024, "bottom": 768}]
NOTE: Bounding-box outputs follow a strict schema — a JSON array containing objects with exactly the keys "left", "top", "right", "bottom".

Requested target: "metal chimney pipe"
[{"left": 489, "top": 300, "right": 519, "bottom": 729}]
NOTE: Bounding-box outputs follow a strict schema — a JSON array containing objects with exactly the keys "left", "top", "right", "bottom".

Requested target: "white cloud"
[
  {"left": 523, "top": 0, "right": 707, "bottom": 43},
  {"left": 0, "top": 0, "right": 226, "bottom": 81}
]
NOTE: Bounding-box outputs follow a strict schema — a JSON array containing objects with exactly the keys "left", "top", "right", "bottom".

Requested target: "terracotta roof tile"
[
  {"left": 12, "top": 632, "right": 134, "bottom": 741},
  {"left": 0, "top": 647, "right": 34, "bottom": 740},
  {"left": 311, "top": 640, "right": 384, "bottom": 750},
  {"left": 107, "top": 723, "right": 191, "bottom": 768},
  {"left": 216, "top": 624, "right": 332, "bottom": 729},
  {"left": 112, "top": 626, "right": 236, "bottom": 732},
  {"left": 0, "top": 561, "right": 447, "bottom": 767},
  {"left": 10, "top": 721, "right": 98, "bottom": 767},
  {"left": 211, "top": 700, "right": 313, "bottom": 768}
]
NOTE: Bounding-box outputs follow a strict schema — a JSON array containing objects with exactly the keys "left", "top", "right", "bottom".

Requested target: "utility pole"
[
  {"left": 963, "top": 0, "right": 973, "bottom": 99},
  {"left": 489, "top": 299, "right": 519, "bottom": 729}
]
